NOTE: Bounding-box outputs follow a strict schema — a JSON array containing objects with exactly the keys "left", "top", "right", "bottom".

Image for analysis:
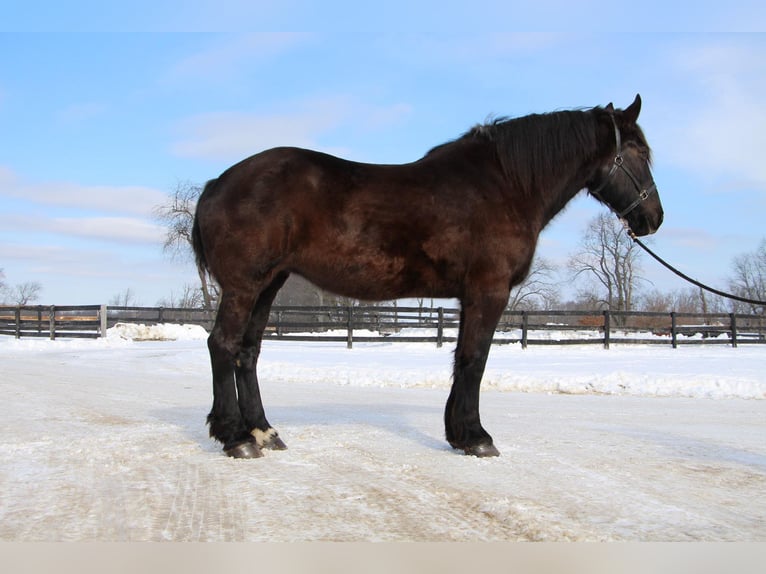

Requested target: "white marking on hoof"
[{"left": 251, "top": 427, "right": 279, "bottom": 448}]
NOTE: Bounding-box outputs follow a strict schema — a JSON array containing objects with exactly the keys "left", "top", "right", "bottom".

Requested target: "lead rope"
[{"left": 627, "top": 229, "right": 766, "bottom": 308}]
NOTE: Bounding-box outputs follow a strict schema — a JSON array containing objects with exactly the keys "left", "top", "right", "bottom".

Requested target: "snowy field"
[{"left": 0, "top": 324, "right": 765, "bottom": 541}]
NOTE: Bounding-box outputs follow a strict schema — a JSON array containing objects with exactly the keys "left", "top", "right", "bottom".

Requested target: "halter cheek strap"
[
  {"left": 589, "top": 117, "right": 621, "bottom": 197},
  {"left": 590, "top": 115, "right": 657, "bottom": 218}
]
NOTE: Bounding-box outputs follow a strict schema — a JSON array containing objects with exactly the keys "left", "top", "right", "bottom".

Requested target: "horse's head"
[{"left": 588, "top": 94, "right": 664, "bottom": 237}]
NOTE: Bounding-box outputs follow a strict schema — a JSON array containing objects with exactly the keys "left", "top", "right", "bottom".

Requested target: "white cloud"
[
  {"left": 0, "top": 242, "right": 71, "bottom": 265},
  {"left": 0, "top": 242, "right": 116, "bottom": 278},
  {"left": 166, "top": 33, "right": 310, "bottom": 83},
  {"left": 48, "top": 217, "right": 164, "bottom": 244},
  {"left": 0, "top": 239, "right": 196, "bottom": 305},
  {"left": 4, "top": 213, "right": 164, "bottom": 245},
  {"left": 657, "top": 41, "right": 766, "bottom": 187},
  {"left": 171, "top": 109, "right": 338, "bottom": 160},
  {"left": 0, "top": 167, "right": 168, "bottom": 252},
  {"left": 171, "top": 96, "right": 413, "bottom": 161},
  {"left": 0, "top": 167, "right": 167, "bottom": 217},
  {"left": 384, "top": 33, "right": 561, "bottom": 69}
]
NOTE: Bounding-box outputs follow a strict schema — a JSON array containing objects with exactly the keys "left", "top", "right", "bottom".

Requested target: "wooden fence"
[{"left": 1, "top": 304, "right": 765, "bottom": 348}]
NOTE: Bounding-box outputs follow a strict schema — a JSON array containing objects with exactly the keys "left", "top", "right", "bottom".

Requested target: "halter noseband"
[{"left": 590, "top": 115, "right": 657, "bottom": 218}]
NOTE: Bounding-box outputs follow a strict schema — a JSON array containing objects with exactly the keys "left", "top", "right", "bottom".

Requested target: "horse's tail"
[{"left": 192, "top": 178, "right": 217, "bottom": 277}]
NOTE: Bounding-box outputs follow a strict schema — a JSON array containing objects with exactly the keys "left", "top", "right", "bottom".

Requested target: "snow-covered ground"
[{"left": 0, "top": 325, "right": 764, "bottom": 541}]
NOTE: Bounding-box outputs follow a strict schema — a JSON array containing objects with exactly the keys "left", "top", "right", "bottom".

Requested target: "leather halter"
[{"left": 590, "top": 116, "right": 657, "bottom": 218}]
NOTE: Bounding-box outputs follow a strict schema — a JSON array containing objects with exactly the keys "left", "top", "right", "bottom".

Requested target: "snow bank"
[
  {"left": 1, "top": 324, "right": 764, "bottom": 400},
  {"left": 107, "top": 322, "right": 208, "bottom": 341},
  {"left": 252, "top": 341, "right": 766, "bottom": 401}
]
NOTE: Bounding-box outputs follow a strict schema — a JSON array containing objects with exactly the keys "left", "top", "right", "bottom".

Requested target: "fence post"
[
  {"left": 670, "top": 311, "right": 677, "bottom": 349},
  {"left": 346, "top": 306, "right": 353, "bottom": 349},
  {"left": 730, "top": 313, "right": 738, "bottom": 348},
  {"left": 49, "top": 306, "right": 56, "bottom": 340},
  {"left": 603, "top": 310, "right": 611, "bottom": 349},
  {"left": 100, "top": 304, "right": 108, "bottom": 338},
  {"left": 37, "top": 305, "right": 43, "bottom": 336},
  {"left": 521, "top": 311, "right": 529, "bottom": 350},
  {"left": 14, "top": 306, "right": 20, "bottom": 339},
  {"left": 437, "top": 307, "right": 444, "bottom": 348},
  {"left": 158, "top": 306, "right": 164, "bottom": 323}
]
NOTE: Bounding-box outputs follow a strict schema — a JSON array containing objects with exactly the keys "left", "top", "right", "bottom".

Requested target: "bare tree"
[
  {"left": 0, "top": 269, "right": 46, "bottom": 305},
  {"left": 640, "top": 287, "right": 726, "bottom": 314},
  {"left": 109, "top": 288, "right": 140, "bottom": 307},
  {"left": 157, "top": 284, "right": 204, "bottom": 309},
  {"left": 5, "top": 281, "right": 43, "bottom": 305},
  {"left": 568, "top": 213, "right": 646, "bottom": 317},
  {"left": 507, "top": 256, "right": 560, "bottom": 311},
  {"left": 154, "top": 181, "right": 218, "bottom": 309},
  {"left": 729, "top": 238, "right": 766, "bottom": 314}
]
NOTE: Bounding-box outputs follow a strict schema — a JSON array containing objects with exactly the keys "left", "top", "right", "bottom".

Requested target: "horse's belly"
[{"left": 293, "top": 250, "right": 454, "bottom": 301}]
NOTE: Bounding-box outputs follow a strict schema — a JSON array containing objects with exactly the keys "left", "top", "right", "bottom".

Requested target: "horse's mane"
[{"left": 425, "top": 107, "right": 606, "bottom": 194}]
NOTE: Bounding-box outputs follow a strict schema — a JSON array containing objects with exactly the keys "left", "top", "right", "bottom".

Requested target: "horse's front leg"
[{"left": 445, "top": 293, "right": 508, "bottom": 457}]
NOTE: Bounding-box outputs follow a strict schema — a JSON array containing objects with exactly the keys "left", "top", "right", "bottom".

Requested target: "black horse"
[{"left": 192, "top": 95, "right": 663, "bottom": 458}]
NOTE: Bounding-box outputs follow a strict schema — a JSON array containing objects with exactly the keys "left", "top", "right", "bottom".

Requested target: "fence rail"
[{"left": 2, "top": 304, "right": 765, "bottom": 348}]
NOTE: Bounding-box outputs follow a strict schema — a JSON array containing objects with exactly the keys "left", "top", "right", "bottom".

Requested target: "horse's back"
[
  {"left": 194, "top": 144, "right": 523, "bottom": 299},
  {"left": 206, "top": 144, "right": 481, "bottom": 204}
]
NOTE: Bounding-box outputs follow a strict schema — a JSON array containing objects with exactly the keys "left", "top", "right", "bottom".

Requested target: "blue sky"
[{"left": 2, "top": 10, "right": 765, "bottom": 305}]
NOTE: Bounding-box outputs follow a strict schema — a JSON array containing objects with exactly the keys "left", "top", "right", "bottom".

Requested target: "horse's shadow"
[{"left": 152, "top": 400, "right": 449, "bottom": 455}]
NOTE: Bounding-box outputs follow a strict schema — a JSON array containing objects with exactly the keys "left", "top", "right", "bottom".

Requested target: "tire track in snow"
[
  {"left": 159, "top": 460, "right": 248, "bottom": 541},
  {"left": 265, "top": 436, "right": 551, "bottom": 541}
]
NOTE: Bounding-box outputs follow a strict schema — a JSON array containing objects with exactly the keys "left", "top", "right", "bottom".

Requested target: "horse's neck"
[
  {"left": 536, "top": 177, "right": 588, "bottom": 230},
  {"left": 514, "top": 145, "right": 598, "bottom": 231},
  {"left": 495, "top": 114, "right": 604, "bottom": 229}
]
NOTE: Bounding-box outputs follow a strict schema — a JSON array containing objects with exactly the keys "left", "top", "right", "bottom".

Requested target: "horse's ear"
[
  {"left": 605, "top": 102, "right": 615, "bottom": 113},
  {"left": 623, "top": 94, "right": 642, "bottom": 124}
]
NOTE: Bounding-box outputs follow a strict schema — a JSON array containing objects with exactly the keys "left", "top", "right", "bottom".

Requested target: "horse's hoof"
[
  {"left": 464, "top": 443, "right": 501, "bottom": 458},
  {"left": 224, "top": 440, "right": 263, "bottom": 459},
  {"left": 264, "top": 435, "right": 288, "bottom": 450},
  {"left": 252, "top": 428, "right": 288, "bottom": 451}
]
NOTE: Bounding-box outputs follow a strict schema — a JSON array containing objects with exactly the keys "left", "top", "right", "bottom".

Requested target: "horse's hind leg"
[
  {"left": 235, "top": 272, "right": 290, "bottom": 451},
  {"left": 207, "top": 287, "right": 262, "bottom": 458}
]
